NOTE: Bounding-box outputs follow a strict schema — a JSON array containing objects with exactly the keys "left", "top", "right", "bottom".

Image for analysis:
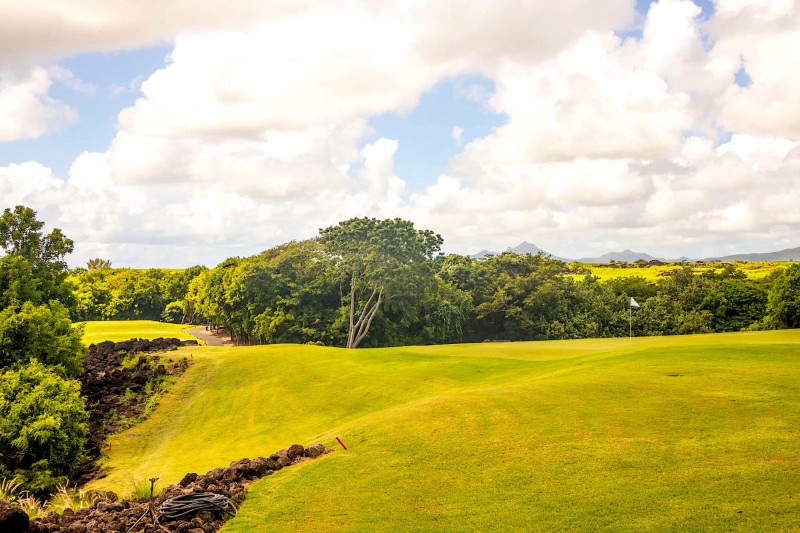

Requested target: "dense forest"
[{"left": 68, "top": 217, "right": 800, "bottom": 347}]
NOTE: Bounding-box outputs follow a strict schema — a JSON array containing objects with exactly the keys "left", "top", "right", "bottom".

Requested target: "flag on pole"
[{"left": 630, "top": 297, "right": 640, "bottom": 308}]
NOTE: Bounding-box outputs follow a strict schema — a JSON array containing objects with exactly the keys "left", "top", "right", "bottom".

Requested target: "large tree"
[
  {"left": 0, "top": 206, "right": 73, "bottom": 270},
  {"left": 0, "top": 206, "right": 76, "bottom": 310},
  {"left": 318, "top": 218, "right": 442, "bottom": 348}
]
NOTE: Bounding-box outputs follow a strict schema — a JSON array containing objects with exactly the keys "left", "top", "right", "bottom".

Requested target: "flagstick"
[{"left": 629, "top": 305, "right": 632, "bottom": 344}]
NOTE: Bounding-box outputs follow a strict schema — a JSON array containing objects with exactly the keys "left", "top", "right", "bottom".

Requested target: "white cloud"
[
  {"left": 0, "top": 67, "right": 78, "bottom": 140},
  {"left": 0, "top": 161, "right": 65, "bottom": 204},
  {"left": 0, "top": 1, "right": 314, "bottom": 68},
  {"left": 710, "top": 0, "right": 800, "bottom": 137},
  {"left": 1, "top": 0, "right": 799, "bottom": 265},
  {"left": 457, "top": 31, "right": 693, "bottom": 167}
]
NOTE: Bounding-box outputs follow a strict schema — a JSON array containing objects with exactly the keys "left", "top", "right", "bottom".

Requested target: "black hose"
[{"left": 158, "top": 492, "right": 238, "bottom": 520}]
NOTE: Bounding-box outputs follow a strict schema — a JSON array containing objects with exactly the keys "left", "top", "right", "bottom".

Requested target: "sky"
[{"left": 0, "top": 0, "right": 798, "bottom": 268}]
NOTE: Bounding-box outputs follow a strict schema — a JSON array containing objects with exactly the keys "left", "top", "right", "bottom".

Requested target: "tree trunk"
[{"left": 346, "top": 284, "right": 383, "bottom": 349}]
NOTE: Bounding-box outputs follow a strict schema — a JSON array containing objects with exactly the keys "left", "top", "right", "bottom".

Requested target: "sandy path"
[{"left": 185, "top": 327, "right": 232, "bottom": 347}]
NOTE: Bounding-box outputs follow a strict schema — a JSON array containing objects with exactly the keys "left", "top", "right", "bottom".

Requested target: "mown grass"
[
  {"left": 79, "top": 320, "right": 201, "bottom": 345},
  {"left": 87, "top": 331, "right": 800, "bottom": 531},
  {"left": 576, "top": 261, "right": 786, "bottom": 282}
]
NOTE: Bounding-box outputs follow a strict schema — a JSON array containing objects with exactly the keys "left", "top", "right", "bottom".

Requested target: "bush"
[
  {"left": 0, "top": 360, "right": 88, "bottom": 496},
  {"left": 765, "top": 264, "right": 800, "bottom": 329},
  {"left": 0, "top": 301, "right": 85, "bottom": 377}
]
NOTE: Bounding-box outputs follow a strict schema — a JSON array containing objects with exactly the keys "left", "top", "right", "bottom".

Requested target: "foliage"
[
  {"left": 127, "top": 476, "right": 157, "bottom": 500},
  {"left": 86, "top": 257, "right": 112, "bottom": 270},
  {"left": 319, "top": 217, "right": 443, "bottom": 348},
  {"left": 0, "top": 206, "right": 74, "bottom": 270},
  {"left": 69, "top": 266, "right": 207, "bottom": 323},
  {"left": 702, "top": 276, "right": 767, "bottom": 331},
  {"left": 764, "top": 263, "right": 800, "bottom": 329},
  {"left": 0, "top": 301, "right": 85, "bottom": 377},
  {"left": 49, "top": 482, "right": 99, "bottom": 514},
  {"left": 0, "top": 206, "right": 76, "bottom": 313},
  {"left": 0, "top": 360, "right": 88, "bottom": 496},
  {"left": 0, "top": 475, "right": 21, "bottom": 500},
  {"left": 14, "top": 491, "right": 52, "bottom": 519}
]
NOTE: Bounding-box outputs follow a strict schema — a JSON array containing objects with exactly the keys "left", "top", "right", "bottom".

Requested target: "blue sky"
[
  {"left": 0, "top": 45, "right": 171, "bottom": 178},
  {"left": 0, "top": 0, "right": 798, "bottom": 267}
]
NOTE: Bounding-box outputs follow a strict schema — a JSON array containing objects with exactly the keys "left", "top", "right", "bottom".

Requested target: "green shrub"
[
  {"left": 0, "top": 301, "right": 85, "bottom": 377},
  {"left": 0, "top": 360, "right": 88, "bottom": 496}
]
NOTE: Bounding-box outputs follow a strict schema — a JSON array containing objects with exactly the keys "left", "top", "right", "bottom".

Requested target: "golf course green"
[
  {"left": 80, "top": 320, "right": 201, "bottom": 344},
  {"left": 85, "top": 328, "right": 800, "bottom": 531}
]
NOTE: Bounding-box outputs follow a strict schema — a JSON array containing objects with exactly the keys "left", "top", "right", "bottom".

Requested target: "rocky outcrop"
[
  {"left": 77, "top": 338, "right": 196, "bottom": 484},
  {"left": 29, "top": 444, "right": 331, "bottom": 532},
  {"left": 0, "top": 499, "right": 30, "bottom": 533}
]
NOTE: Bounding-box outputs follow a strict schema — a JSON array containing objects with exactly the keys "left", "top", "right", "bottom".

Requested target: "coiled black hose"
[{"left": 158, "top": 492, "right": 238, "bottom": 520}]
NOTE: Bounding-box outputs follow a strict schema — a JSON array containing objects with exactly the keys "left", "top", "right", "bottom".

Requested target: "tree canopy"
[
  {"left": 0, "top": 206, "right": 73, "bottom": 270},
  {"left": 318, "top": 217, "right": 443, "bottom": 348}
]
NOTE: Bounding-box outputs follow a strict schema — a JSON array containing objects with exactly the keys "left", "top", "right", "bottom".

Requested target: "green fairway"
[
  {"left": 88, "top": 331, "right": 800, "bottom": 531},
  {"left": 80, "top": 320, "right": 201, "bottom": 345},
  {"left": 577, "top": 261, "right": 784, "bottom": 282}
]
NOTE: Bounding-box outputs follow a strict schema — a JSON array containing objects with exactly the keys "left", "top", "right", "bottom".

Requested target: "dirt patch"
[{"left": 185, "top": 327, "right": 232, "bottom": 347}]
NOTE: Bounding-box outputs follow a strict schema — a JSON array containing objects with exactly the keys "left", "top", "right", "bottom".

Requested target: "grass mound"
[{"left": 87, "top": 331, "right": 800, "bottom": 531}]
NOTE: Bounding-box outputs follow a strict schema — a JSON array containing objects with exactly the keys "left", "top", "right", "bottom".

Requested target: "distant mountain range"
[
  {"left": 576, "top": 249, "right": 661, "bottom": 263},
  {"left": 471, "top": 241, "right": 572, "bottom": 262},
  {"left": 706, "top": 247, "right": 800, "bottom": 262},
  {"left": 469, "top": 244, "right": 800, "bottom": 263}
]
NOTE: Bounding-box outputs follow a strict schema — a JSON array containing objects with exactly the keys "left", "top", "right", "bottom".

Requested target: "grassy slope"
[
  {"left": 578, "top": 261, "right": 784, "bottom": 282},
  {"left": 79, "top": 320, "right": 201, "bottom": 344},
  {"left": 88, "top": 331, "right": 800, "bottom": 531}
]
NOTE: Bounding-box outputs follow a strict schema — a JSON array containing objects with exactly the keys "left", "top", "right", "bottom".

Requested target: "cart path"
[{"left": 186, "top": 327, "right": 232, "bottom": 347}]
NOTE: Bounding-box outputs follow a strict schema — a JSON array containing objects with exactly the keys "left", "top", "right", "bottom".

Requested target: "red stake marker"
[{"left": 335, "top": 436, "right": 348, "bottom": 450}]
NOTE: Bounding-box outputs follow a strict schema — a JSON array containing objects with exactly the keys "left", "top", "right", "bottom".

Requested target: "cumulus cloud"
[
  {"left": 0, "top": 67, "right": 78, "bottom": 140},
  {"left": 0, "top": 161, "right": 65, "bottom": 203},
  {"left": 709, "top": 0, "right": 800, "bottom": 137},
  {"left": 0, "top": 0, "right": 316, "bottom": 69},
  {"left": 1, "top": 0, "right": 799, "bottom": 265},
  {"left": 456, "top": 31, "right": 693, "bottom": 167}
]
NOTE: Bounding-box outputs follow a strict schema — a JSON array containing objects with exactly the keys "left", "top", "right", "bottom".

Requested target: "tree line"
[{"left": 69, "top": 217, "right": 800, "bottom": 346}]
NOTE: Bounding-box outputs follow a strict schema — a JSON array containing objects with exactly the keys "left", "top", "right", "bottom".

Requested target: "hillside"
[
  {"left": 707, "top": 246, "right": 800, "bottom": 262},
  {"left": 471, "top": 243, "right": 800, "bottom": 263},
  {"left": 577, "top": 248, "right": 661, "bottom": 263},
  {"left": 87, "top": 331, "right": 800, "bottom": 531}
]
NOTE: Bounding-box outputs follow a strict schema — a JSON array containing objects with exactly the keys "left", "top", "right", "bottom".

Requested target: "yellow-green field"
[
  {"left": 85, "top": 329, "right": 800, "bottom": 531},
  {"left": 79, "top": 320, "right": 200, "bottom": 345},
  {"left": 576, "top": 261, "right": 786, "bottom": 282}
]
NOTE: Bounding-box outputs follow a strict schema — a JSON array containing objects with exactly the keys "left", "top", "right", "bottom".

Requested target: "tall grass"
[{"left": 1, "top": 477, "right": 101, "bottom": 519}]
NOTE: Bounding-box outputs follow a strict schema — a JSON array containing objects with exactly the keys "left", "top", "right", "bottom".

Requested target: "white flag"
[{"left": 630, "top": 297, "right": 640, "bottom": 308}]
